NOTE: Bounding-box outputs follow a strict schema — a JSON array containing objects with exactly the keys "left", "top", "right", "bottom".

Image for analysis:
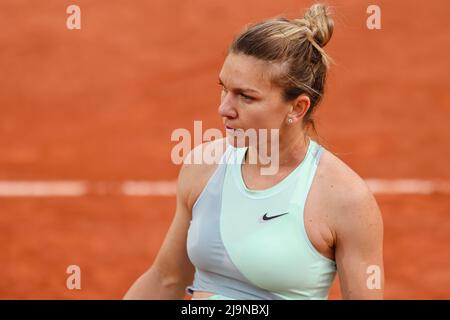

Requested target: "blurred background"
[{"left": 0, "top": 0, "right": 449, "bottom": 299}]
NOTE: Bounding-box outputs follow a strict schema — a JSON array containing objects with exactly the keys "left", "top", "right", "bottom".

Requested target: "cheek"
[
  {"left": 251, "top": 100, "right": 286, "bottom": 125},
  {"left": 242, "top": 103, "right": 276, "bottom": 128}
]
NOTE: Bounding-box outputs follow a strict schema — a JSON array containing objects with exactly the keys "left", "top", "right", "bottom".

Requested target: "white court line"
[
  {"left": 122, "top": 181, "right": 176, "bottom": 196},
  {"left": 0, "top": 181, "right": 87, "bottom": 197},
  {"left": 0, "top": 179, "right": 449, "bottom": 197},
  {"left": 365, "top": 179, "right": 450, "bottom": 195}
]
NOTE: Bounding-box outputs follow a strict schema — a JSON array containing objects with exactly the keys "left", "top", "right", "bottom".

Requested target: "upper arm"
[
  {"left": 150, "top": 160, "right": 196, "bottom": 287},
  {"left": 150, "top": 138, "right": 227, "bottom": 286},
  {"left": 333, "top": 180, "right": 384, "bottom": 299}
]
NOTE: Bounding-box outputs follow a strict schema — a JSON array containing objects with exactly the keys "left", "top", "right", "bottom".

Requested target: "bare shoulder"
[
  {"left": 177, "top": 138, "right": 229, "bottom": 211},
  {"left": 311, "top": 148, "right": 384, "bottom": 298},
  {"left": 315, "top": 148, "right": 383, "bottom": 233},
  {"left": 317, "top": 149, "right": 373, "bottom": 202}
]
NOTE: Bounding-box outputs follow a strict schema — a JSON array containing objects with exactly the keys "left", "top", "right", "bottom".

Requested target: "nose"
[{"left": 218, "top": 92, "right": 237, "bottom": 119}]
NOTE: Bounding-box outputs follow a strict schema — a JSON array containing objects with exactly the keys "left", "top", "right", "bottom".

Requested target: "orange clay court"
[{"left": 0, "top": 0, "right": 449, "bottom": 299}]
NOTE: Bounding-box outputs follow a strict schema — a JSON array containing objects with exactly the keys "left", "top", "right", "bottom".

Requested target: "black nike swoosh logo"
[{"left": 262, "top": 212, "right": 289, "bottom": 221}]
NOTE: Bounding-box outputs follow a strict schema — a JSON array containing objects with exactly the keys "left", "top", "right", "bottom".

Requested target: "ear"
[{"left": 288, "top": 95, "right": 311, "bottom": 122}]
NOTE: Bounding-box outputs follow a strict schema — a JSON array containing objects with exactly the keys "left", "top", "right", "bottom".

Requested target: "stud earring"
[{"left": 288, "top": 118, "right": 293, "bottom": 124}]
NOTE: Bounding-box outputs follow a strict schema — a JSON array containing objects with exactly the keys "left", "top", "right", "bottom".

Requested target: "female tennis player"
[{"left": 124, "top": 3, "right": 384, "bottom": 300}]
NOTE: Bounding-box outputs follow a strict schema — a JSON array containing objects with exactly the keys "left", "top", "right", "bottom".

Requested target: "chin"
[{"left": 226, "top": 134, "right": 248, "bottom": 148}]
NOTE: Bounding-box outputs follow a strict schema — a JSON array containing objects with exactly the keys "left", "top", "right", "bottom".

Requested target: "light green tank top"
[{"left": 186, "top": 137, "right": 337, "bottom": 299}]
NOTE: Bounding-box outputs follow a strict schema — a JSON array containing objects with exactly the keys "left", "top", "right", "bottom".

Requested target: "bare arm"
[
  {"left": 123, "top": 138, "right": 227, "bottom": 299},
  {"left": 123, "top": 161, "right": 196, "bottom": 299},
  {"left": 333, "top": 182, "right": 385, "bottom": 299}
]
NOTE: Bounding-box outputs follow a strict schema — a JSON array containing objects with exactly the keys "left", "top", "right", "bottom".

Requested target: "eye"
[{"left": 240, "top": 93, "right": 254, "bottom": 102}]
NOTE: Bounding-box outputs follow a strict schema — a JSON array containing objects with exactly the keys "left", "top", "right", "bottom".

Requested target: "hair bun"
[{"left": 303, "top": 3, "right": 334, "bottom": 48}]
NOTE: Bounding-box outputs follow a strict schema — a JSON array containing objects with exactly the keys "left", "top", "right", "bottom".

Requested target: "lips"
[{"left": 225, "top": 125, "right": 238, "bottom": 136}]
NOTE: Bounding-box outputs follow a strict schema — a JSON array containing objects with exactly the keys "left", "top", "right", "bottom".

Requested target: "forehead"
[{"left": 219, "top": 53, "right": 277, "bottom": 91}]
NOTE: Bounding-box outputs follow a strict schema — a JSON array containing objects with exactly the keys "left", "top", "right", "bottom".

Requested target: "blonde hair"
[{"left": 229, "top": 3, "right": 334, "bottom": 135}]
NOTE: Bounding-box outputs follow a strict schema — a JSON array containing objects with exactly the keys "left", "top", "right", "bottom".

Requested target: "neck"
[{"left": 245, "top": 129, "right": 310, "bottom": 170}]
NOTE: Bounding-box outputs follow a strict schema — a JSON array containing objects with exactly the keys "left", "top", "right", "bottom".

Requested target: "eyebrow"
[{"left": 218, "top": 77, "right": 261, "bottom": 95}]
